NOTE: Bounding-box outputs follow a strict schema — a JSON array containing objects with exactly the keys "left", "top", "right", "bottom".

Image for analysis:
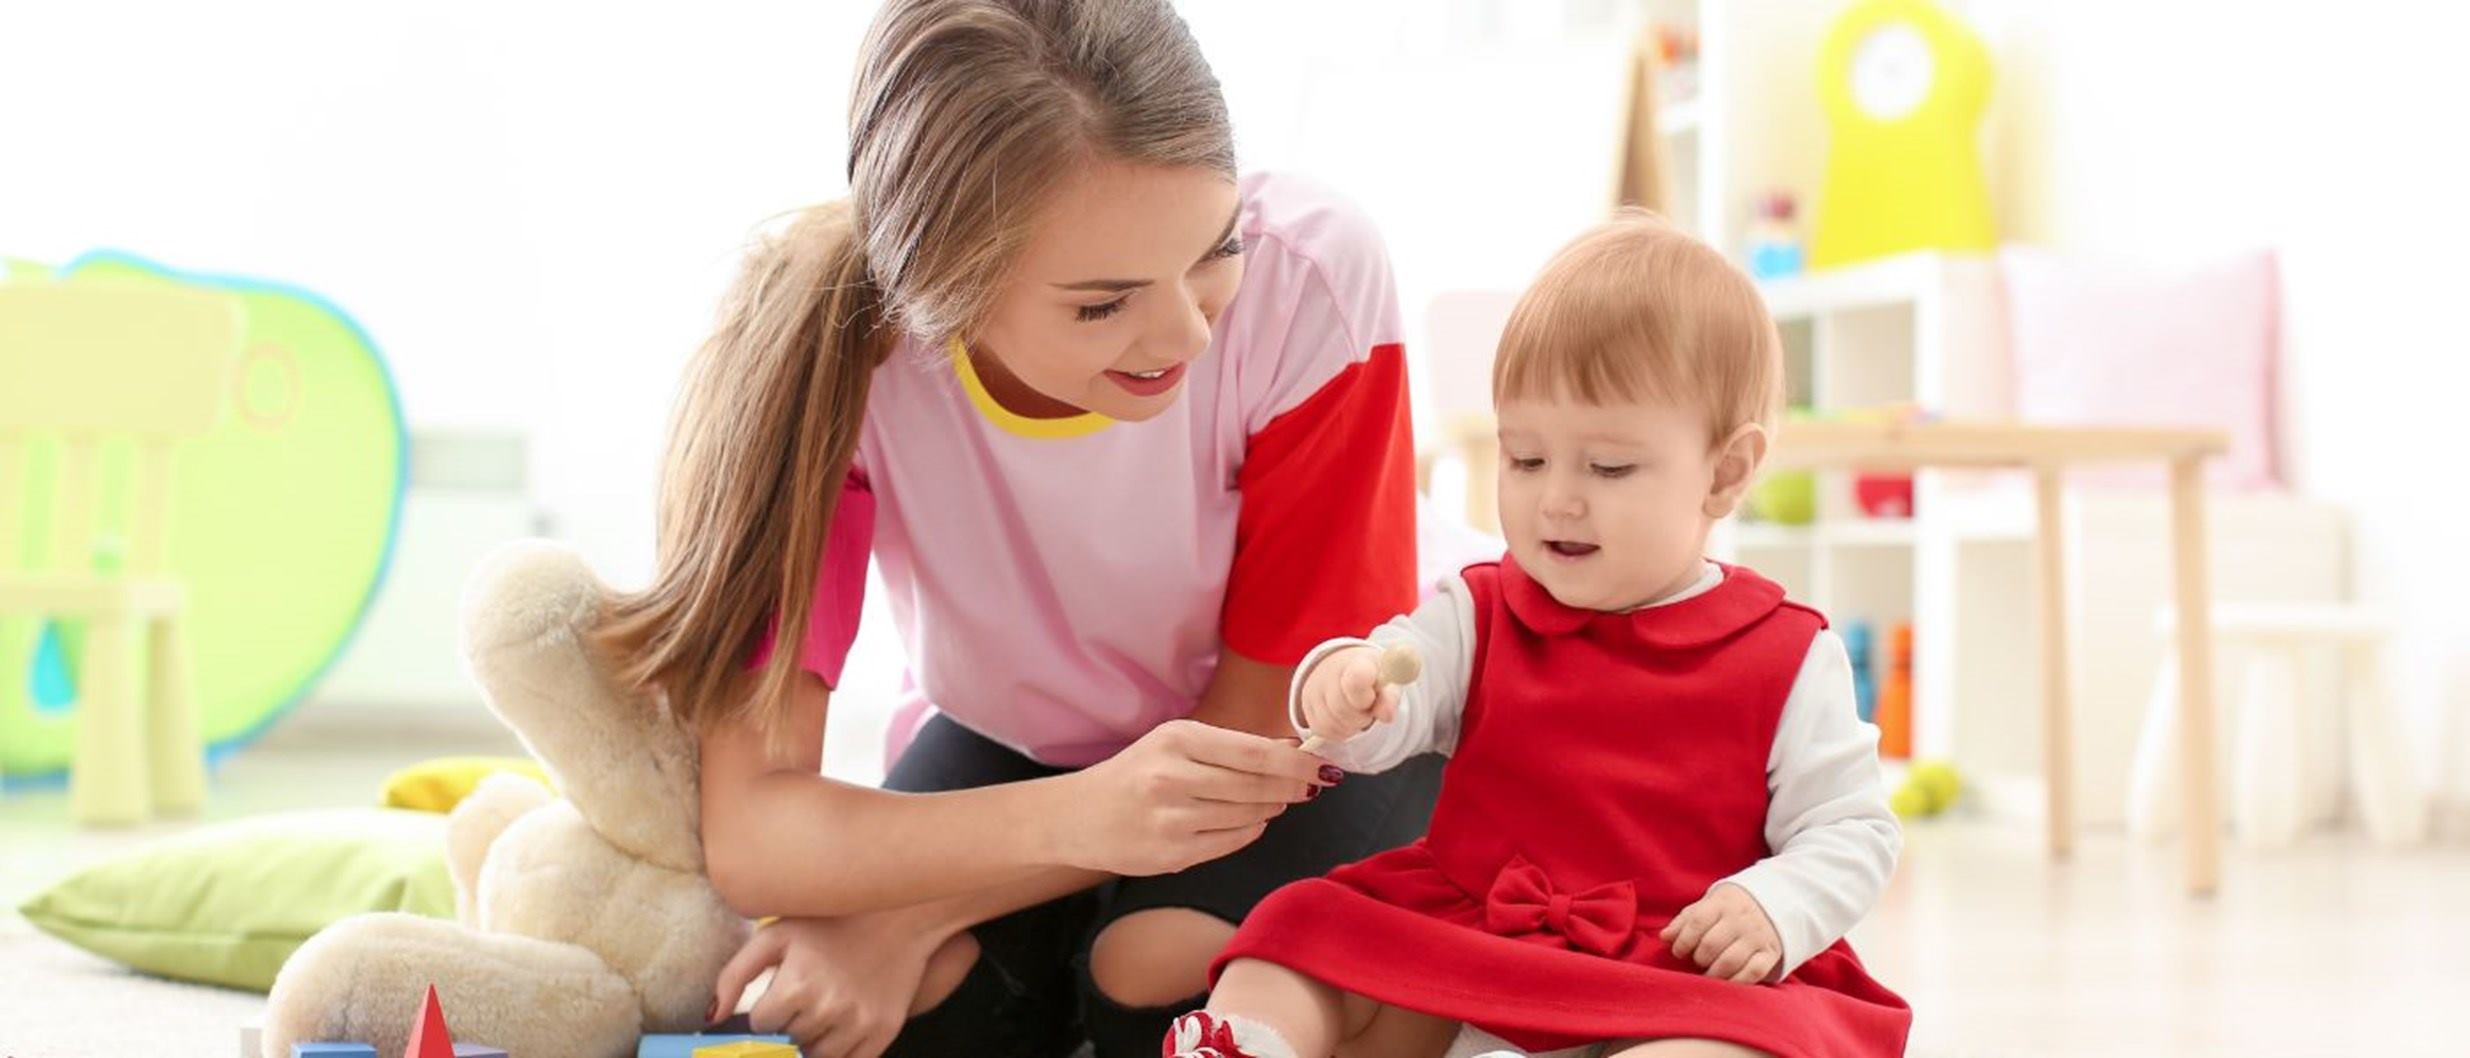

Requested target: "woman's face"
[{"left": 968, "top": 161, "right": 1246, "bottom": 422}]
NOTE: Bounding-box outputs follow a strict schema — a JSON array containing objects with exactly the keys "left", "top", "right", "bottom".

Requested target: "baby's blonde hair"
[{"left": 1492, "top": 211, "right": 1784, "bottom": 448}]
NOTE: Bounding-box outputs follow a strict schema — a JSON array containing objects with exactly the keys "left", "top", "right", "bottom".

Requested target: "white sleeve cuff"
[{"left": 1712, "top": 867, "right": 1815, "bottom": 982}]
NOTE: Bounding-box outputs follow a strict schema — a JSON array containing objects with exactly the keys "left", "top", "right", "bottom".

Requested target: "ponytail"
[{"left": 594, "top": 199, "right": 887, "bottom": 754}]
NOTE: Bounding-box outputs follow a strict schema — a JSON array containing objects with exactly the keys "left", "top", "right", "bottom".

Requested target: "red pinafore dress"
[{"left": 1212, "top": 558, "right": 1911, "bottom": 1055}]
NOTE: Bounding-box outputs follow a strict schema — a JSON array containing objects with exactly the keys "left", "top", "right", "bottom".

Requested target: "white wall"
[
  {"left": 0, "top": 0, "right": 1638, "bottom": 761},
  {"left": 2, "top": 0, "right": 1634, "bottom": 582},
  {"left": 1, "top": 0, "right": 886, "bottom": 585},
  {"left": 1960, "top": 0, "right": 2470, "bottom": 827}
]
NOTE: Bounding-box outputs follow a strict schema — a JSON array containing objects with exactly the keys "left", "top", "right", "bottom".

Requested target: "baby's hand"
[
  {"left": 1660, "top": 883, "right": 1783, "bottom": 985},
  {"left": 1300, "top": 646, "right": 1400, "bottom": 743}
]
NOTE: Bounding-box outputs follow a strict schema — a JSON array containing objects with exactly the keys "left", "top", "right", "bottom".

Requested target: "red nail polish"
[
  {"left": 1318, "top": 765, "right": 1345, "bottom": 784},
  {"left": 1303, "top": 785, "right": 1322, "bottom": 802}
]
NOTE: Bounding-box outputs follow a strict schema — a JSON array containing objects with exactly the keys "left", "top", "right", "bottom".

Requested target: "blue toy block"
[
  {"left": 293, "top": 1045, "right": 379, "bottom": 1058},
  {"left": 453, "top": 1046, "right": 509, "bottom": 1058},
  {"left": 637, "top": 1033, "right": 799, "bottom": 1058}
]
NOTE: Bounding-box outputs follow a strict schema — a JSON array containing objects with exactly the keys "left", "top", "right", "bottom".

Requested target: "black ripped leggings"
[{"left": 872, "top": 713, "right": 1445, "bottom": 1058}]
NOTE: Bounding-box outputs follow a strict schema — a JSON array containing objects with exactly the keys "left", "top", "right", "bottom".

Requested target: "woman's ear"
[{"left": 1702, "top": 423, "right": 1771, "bottom": 519}]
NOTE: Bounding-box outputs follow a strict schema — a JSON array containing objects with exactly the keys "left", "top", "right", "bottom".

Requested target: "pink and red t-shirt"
[{"left": 774, "top": 172, "right": 1420, "bottom": 767}]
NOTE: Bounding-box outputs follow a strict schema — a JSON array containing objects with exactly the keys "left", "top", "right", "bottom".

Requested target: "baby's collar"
[{"left": 1498, "top": 554, "right": 1785, "bottom": 650}]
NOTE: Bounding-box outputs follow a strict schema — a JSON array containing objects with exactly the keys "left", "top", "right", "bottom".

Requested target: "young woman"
[{"left": 593, "top": 3, "right": 1447, "bottom": 1055}]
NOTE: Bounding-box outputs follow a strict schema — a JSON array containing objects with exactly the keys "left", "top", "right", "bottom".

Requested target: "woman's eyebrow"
[{"left": 1049, "top": 204, "right": 1243, "bottom": 292}]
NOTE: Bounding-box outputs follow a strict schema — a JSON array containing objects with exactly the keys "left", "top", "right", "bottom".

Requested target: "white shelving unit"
[
  {"left": 1632, "top": 0, "right": 1835, "bottom": 262},
  {"left": 1584, "top": 0, "right": 2357, "bottom": 830},
  {"left": 1706, "top": 250, "right": 2010, "bottom": 764}
]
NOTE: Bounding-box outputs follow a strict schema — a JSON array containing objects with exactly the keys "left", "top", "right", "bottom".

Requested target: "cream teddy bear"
[{"left": 261, "top": 540, "right": 750, "bottom": 1057}]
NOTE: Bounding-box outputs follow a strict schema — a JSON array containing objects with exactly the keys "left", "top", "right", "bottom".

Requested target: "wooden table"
[{"left": 1447, "top": 417, "right": 2231, "bottom": 896}]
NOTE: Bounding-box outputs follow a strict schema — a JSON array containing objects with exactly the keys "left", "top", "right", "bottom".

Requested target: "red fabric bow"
[{"left": 1482, "top": 854, "right": 1638, "bottom": 957}]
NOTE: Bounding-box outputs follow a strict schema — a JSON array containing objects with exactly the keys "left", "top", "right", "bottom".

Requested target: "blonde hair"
[
  {"left": 593, "top": 0, "right": 1235, "bottom": 749},
  {"left": 1492, "top": 211, "right": 1783, "bottom": 447}
]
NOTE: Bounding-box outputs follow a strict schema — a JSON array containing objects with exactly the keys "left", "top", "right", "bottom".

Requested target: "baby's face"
[{"left": 1496, "top": 395, "right": 1722, "bottom": 612}]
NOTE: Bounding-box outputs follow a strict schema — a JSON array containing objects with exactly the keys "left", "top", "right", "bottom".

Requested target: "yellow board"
[
  {"left": 1810, "top": 0, "right": 1996, "bottom": 268},
  {"left": 693, "top": 1043, "right": 799, "bottom": 1057}
]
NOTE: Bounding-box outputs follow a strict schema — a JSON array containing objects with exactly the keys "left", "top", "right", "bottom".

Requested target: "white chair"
[{"left": 2128, "top": 603, "right": 2426, "bottom": 847}]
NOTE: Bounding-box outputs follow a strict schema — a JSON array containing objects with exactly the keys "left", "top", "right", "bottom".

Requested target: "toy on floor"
[
  {"left": 404, "top": 983, "right": 453, "bottom": 1058},
  {"left": 637, "top": 1033, "right": 800, "bottom": 1057},
  {"left": 687, "top": 1043, "right": 799, "bottom": 1057},
  {"left": 381, "top": 755, "right": 555, "bottom": 813},
  {"left": 1890, "top": 760, "right": 1962, "bottom": 819},
  {"left": 1296, "top": 644, "right": 1421, "bottom": 756},
  {"left": 261, "top": 542, "right": 752, "bottom": 1057},
  {"left": 289, "top": 984, "right": 510, "bottom": 1058}
]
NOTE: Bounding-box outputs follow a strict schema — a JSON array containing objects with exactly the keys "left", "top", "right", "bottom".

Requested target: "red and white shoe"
[{"left": 1163, "top": 1010, "right": 1294, "bottom": 1058}]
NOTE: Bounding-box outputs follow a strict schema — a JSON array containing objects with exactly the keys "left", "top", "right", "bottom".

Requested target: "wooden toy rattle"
[{"left": 1297, "top": 643, "right": 1422, "bottom": 756}]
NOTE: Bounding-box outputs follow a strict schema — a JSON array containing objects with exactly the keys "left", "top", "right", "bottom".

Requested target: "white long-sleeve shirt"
[{"left": 1287, "top": 561, "right": 1902, "bottom": 981}]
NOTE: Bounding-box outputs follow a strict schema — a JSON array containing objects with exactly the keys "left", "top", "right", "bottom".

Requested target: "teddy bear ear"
[{"left": 458, "top": 539, "right": 707, "bottom": 874}]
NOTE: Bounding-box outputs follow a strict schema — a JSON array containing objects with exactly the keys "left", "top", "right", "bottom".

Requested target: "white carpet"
[{"left": 0, "top": 919, "right": 264, "bottom": 1057}]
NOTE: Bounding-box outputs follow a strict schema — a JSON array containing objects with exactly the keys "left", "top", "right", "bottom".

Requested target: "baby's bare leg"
[
  {"left": 1205, "top": 957, "right": 1350, "bottom": 1056},
  {"left": 1335, "top": 1000, "right": 1459, "bottom": 1058},
  {"left": 1604, "top": 1038, "right": 1772, "bottom": 1057}
]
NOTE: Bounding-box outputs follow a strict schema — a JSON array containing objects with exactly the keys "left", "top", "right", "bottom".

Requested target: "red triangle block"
[{"left": 405, "top": 984, "right": 455, "bottom": 1058}]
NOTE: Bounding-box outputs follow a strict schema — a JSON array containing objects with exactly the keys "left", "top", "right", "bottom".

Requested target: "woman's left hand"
[{"left": 710, "top": 909, "right": 951, "bottom": 1058}]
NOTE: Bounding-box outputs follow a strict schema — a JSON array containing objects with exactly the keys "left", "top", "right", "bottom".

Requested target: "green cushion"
[{"left": 16, "top": 807, "right": 458, "bottom": 992}]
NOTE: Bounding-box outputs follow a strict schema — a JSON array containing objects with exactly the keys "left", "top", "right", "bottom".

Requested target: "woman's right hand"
[{"left": 1058, "top": 719, "right": 1338, "bottom": 877}]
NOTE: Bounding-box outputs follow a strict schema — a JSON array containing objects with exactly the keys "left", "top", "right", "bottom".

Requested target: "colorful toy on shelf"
[
  {"left": 1842, "top": 620, "right": 1878, "bottom": 723},
  {"left": 1874, "top": 623, "right": 1913, "bottom": 759},
  {"left": 638, "top": 1034, "right": 801, "bottom": 1058},
  {"left": 1745, "top": 406, "right": 1819, "bottom": 525},
  {"left": 1890, "top": 759, "right": 1963, "bottom": 818},
  {"left": 1747, "top": 191, "right": 1806, "bottom": 280},
  {"left": 1745, "top": 469, "right": 1816, "bottom": 525},
  {"left": 1832, "top": 405, "right": 1928, "bottom": 521},
  {"left": 1811, "top": 0, "right": 1996, "bottom": 267},
  {"left": 1854, "top": 472, "right": 1915, "bottom": 518}
]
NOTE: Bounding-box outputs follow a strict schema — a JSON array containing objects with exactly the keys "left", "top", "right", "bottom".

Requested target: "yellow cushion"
[{"left": 380, "top": 756, "right": 551, "bottom": 813}]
